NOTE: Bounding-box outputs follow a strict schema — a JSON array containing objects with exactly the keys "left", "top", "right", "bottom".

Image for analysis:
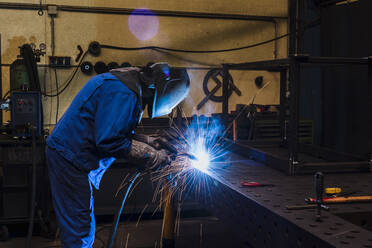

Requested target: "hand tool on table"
[
  {"left": 286, "top": 204, "right": 330, "bottom": 211},
  {"left": 325, "top": 188, "right": 358, "bottom": 198},
  {"left": 286, "top": 173, "right": 329, "bottom": 212},
  {"left": 325, "top": 187, "right": 342, "bottom": 195},
  {"left": 306, "top": 195, "right": 372, "bottom": 204},
  {"left": 241, "top": 181, "right": 275, "bottom": 187}
]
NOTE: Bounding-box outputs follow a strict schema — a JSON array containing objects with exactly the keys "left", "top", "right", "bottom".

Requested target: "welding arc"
[
  {"left": 100, "top": 33, "right": 289, "bottom": 54},
  {"left": 107, "top": 172, "right": 140, "bottom": 248}
]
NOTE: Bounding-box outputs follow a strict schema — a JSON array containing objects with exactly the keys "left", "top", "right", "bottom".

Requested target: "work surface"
[{"left": 203, "top": 153, "right": 372, "bottom": 248}]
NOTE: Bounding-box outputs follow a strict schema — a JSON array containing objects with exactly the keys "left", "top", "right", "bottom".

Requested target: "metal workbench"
[{"left": 201, "top": 152, "right": 372, "bottom": 248}]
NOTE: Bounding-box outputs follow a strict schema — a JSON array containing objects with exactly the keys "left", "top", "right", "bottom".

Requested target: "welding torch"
[
  {"left": 134, "top": 134, "right": 197, "bottom": 248},
  {"left": 133, "top": 133, "right": 197, "bottom": 162}
]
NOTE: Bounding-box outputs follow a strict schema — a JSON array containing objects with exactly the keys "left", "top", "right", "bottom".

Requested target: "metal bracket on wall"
[{"left": 197, "top": 69, "right": 241, "bottom": 110}]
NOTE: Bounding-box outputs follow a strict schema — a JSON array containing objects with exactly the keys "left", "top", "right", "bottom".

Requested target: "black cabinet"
[{"left": 0, "top": 135, "right": 47, "bottom": 223}]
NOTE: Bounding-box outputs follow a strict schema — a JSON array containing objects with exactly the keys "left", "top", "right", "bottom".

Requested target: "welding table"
[{"left": 202, "top": 152, "right": 372, "bottom": 248}]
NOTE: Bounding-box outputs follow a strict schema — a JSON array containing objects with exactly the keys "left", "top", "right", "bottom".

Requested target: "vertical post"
[
  {"left": 273, "top": 21, "right": 278, "bottom": 58},
  {"left": 289, "top": 56, "right": 300, "bottom": 174},
  {"left": 297, "top": 0, "right": 305, "bottom": 54},
  {"left": 368, "top": 57, "right": 372, "bottom": 166},
  {"left": 288, "top": 0, "right": 298, "bottom": 55},
  {"left": 0, "top": 33, "right": 2, "bottom": 124},
  {"left": 162, "top": 183, "right": 175, "bottom": 248},
  {"left": 233, "top": 119, "right": 237, "bottom": 142},
  {"left": 280, "top": 69, "right": 287, "bottom": 145},
  {"left": 222, "top": 64, "right": 229, "bottom": 116}
]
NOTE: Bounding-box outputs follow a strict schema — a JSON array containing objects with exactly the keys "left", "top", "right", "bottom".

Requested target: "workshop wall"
[{"left": 0, "top": 0, "right": 288, "bottom": 126}]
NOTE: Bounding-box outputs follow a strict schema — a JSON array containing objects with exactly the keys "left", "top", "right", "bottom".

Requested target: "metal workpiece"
[{"left": 201, "top": 153, "right": 372, "bottom": 248}]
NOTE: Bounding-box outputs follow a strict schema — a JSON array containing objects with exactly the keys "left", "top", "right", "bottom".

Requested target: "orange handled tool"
[{"left": 306, "top": 196, "right": 372, "bottom": 204}]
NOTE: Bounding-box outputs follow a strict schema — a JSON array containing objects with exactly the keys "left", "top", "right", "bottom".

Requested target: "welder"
[{"left": 46, "top": 62, "right": 190, "bottom": 248}]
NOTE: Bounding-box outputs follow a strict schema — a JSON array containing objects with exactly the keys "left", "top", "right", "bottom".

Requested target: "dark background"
[{"left": 300, "top": 0, "right": 371, "bottom": 158}]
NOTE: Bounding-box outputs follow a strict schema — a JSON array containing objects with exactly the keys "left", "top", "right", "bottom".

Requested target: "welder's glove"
[
  {"left": 128, "top": 140, "right": 171, "bottom": 170},
  {"left": 133, "top": 133, "right": 168, "bottom": 150}
]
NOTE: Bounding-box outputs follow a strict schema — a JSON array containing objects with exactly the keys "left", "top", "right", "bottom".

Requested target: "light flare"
[{"left": 190, "top": 147, "right": 210, "bottom": 172}]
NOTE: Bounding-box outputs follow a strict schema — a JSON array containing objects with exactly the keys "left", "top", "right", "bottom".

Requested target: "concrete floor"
[{"left": 0, "top": 216, "right": 241, "bottom": 248}]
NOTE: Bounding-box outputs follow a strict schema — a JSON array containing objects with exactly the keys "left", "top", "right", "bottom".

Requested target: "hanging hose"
[{"left": 107, "top": 172, "right": 141, "bottom": 248}]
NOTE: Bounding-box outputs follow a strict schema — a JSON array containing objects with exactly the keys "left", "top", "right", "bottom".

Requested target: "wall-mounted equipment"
[
  {"left": 197, "top": 69, "right": 241, "bottom": 110},
  {"left": 10, "top": 59, "right": 30, "bottom": 91},
  {"left": 94, "top": 61, "right": 108, "bottom": 74},
  {"left": 121, "top": 62, "right": 131, "bottom": 68},
  {"left": 255, "top": 76, "right": 264, "bottom": 88},
  {"left": 80, "top": 61, "right": 93, "bottom": 75},
  {"left": 107, "top": 62, "right": 119, "bottom": 70},
  {"left": 10, "top": 44, "right": 43, "bottom": 91},
  {"left": 11, "top": 91, "right": 42, "bottom": 137},
  {"left": 88, "top": 41, "right": 101, "bottom": 57},
  {"left": 49, "top": 56, "right": 71, "bottom": 68}
]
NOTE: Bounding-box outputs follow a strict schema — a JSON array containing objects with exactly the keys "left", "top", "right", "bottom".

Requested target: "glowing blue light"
[
  {"left": 191, "top": 149, "right": 210, "bottom": 172},
  {"left": 128, "top": 8, "right": 159, "bottom": 41},
  {"left": 182, "top": 116, "right": 226, "bottom": 174},
  {"left": 162, "top": 67, "right": 170, "bottom": 80}
]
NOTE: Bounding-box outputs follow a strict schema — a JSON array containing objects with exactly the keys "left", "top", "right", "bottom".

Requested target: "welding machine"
[{"left": 11, "top": 91, "right": 42, "bottom": 137}]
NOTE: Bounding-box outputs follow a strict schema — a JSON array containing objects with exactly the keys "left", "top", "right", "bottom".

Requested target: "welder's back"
[{"left": 46, "top": 72, "right": 141, "bottom": 172}]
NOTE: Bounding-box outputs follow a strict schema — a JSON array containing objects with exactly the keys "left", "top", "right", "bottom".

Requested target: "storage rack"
[{"left": 221, "top": 54, "right": 372, "bottom": 174}]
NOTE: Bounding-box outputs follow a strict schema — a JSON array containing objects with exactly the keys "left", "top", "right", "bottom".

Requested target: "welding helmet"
[{"left": 142, "top": 63, "right": 190, "bottom": 119}]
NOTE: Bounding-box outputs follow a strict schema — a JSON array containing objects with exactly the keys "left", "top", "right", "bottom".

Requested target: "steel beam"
[
  {"left": 288, "top": 56, "right": 300, "bottom": 173},
  {"left": 0, "top": 2, "right": 287, "bottom": 21},
  {"left": 279, "top": 69, "right": 287, "bottom": 144},
  {"left": 225, "top": 56, "right": 369, "bottom": 71},
  {"left": 288, "top": 0, "right": 298, "bottom": 55},
  {"left": 0, "top": 33, "right": 2, "bottom": 124},
  {"left": 368, "top": 57, "right": 372, "bottom": 165},
  {"left": 222, "top": 64, "right": 229, "bottom": 116}
]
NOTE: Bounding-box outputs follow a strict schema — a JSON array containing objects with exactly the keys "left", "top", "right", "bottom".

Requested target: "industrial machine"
[
  {"left": 11, "top": 91, "right": 42, "bottom": 137},
  {"left": 2, "top": 44, "right": 44, "bottom": 137},
  {"left": 0, "top": 43, "right": 47, "bottom": 241}
]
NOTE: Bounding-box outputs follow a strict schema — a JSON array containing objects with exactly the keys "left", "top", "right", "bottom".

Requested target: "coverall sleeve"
[{"left": 94, "top": 91, "right": 138, "bottom": 158}]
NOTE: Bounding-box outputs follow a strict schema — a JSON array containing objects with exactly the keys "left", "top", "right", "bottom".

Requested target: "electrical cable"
[
  {"left": 107, "top": 172, "right": 141, "bottom": 248},
  {"left": 43, "top": 51, "right": 87, "bottom": 97},
  {"left": 100, "top": 33, "right": 289, "bottom": 54},
  {"left": 100, "top": 17, "right": 320, "bottom": 55},
  {"left": 54, "top": 69, "right": 59, "bottom": 124}
]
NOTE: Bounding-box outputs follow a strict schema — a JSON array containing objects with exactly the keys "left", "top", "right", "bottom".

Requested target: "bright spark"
[{"left": 190, "top": 148, "right": 210, "bottom": 172}]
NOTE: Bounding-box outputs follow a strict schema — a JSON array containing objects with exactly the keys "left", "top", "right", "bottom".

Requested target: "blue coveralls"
[{"left": 46, "top": 73, "right": 141, "bottom": 248}]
